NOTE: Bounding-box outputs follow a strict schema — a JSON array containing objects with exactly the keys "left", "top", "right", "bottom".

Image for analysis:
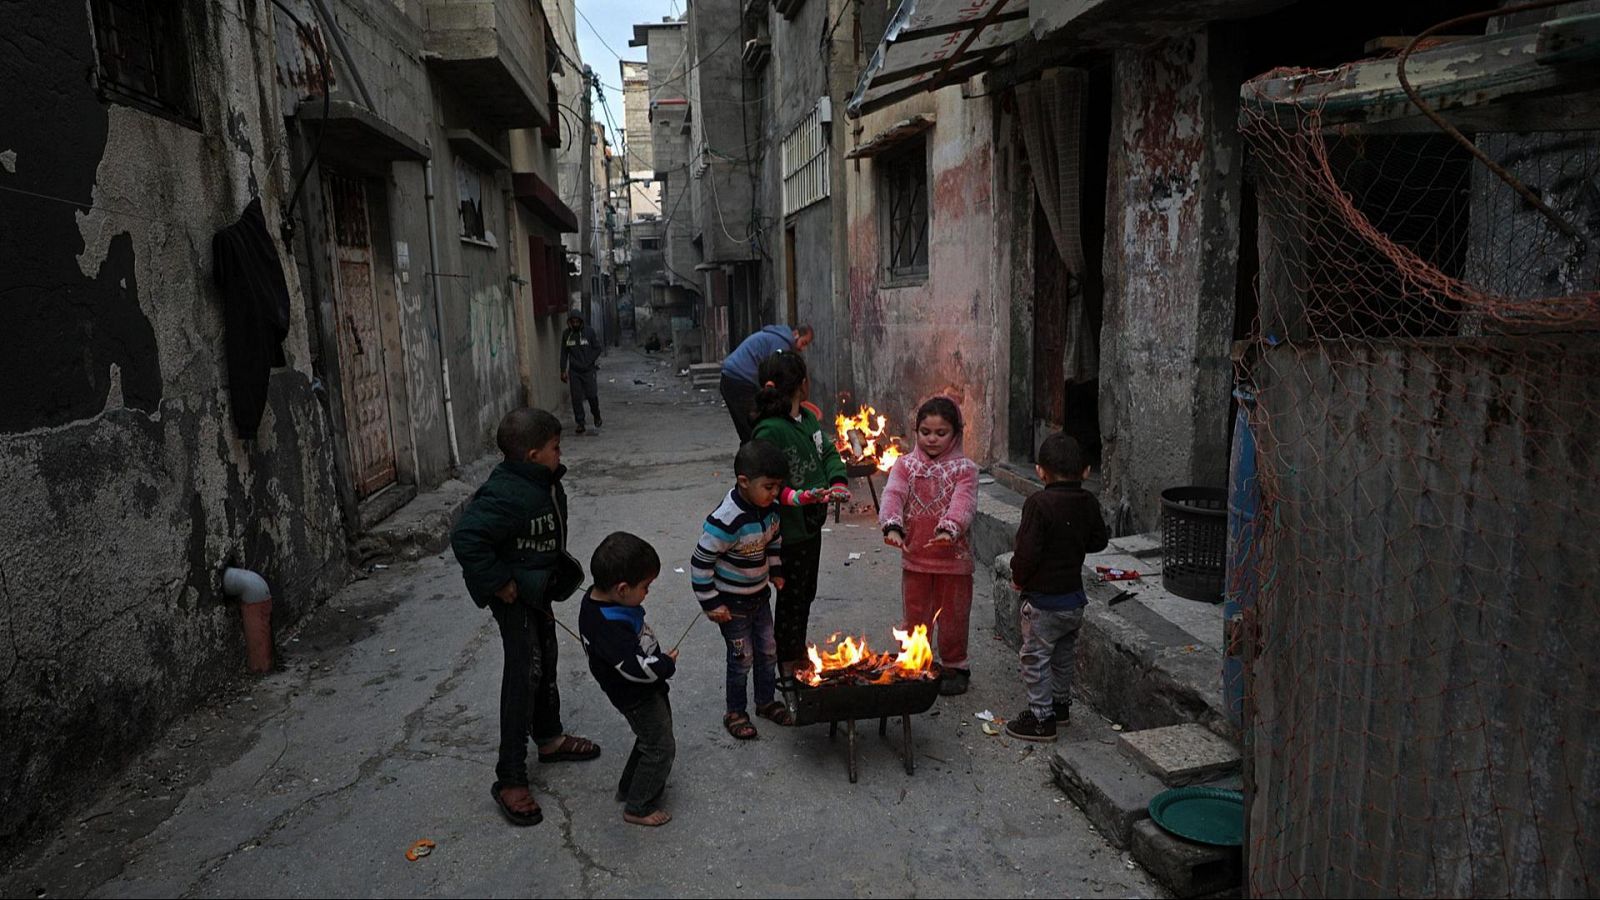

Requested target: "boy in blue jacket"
[{"left": 578, "top": 532, "right": 676, "bottom": 826}]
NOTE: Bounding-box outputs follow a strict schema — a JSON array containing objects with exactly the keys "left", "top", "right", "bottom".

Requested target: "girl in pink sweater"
[{"left": 879, "top": 396, "right": 981, "bottom": 696}]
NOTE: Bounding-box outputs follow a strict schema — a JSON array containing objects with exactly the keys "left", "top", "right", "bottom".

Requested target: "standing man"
[
  {"left": 719, "top": 324, "right": 813, "bottom": 443},
  {"left": 561, "top": 312, "right": 603, "bottom": 435}
]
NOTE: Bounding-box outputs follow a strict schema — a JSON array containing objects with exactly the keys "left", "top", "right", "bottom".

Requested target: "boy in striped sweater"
[{"left": 691, "top": 440, "right": 794, "bottom": 740}]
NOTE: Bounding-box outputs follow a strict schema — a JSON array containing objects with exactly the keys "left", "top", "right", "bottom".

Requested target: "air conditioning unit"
[{"left": 817, "top": 95, "right": 832, "bottom": 125}]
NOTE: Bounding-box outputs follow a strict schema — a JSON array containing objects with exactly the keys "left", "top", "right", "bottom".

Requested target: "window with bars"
[
  {"left": 781, "top": 103, "right": 830, "bottom": 215},
  {"left": 880, "top": 139, "right": 929, "bottom": 283},
  {"left": 89, "top": 0, "right": 199, "bottom": 123}
]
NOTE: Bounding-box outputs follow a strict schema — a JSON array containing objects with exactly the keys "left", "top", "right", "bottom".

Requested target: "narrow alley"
[
  {"left": 0, "top": 352, "right": 1156, "bottom": 898},
  {"left": 4, "top": 1, "right": 1597, "bottom": 896}
]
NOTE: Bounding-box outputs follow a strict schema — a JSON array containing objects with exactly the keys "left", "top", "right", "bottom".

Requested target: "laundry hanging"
[{"left": 212, "top": 196, "right": 292, "bottom": 440}]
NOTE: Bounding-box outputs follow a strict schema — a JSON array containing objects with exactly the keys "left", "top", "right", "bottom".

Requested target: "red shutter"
[
  {"left": 528, "top": 235, "right": 548, "bottom": 314},
  {"left": 547, "top": 245, "right": 566, "bottom": 316}
]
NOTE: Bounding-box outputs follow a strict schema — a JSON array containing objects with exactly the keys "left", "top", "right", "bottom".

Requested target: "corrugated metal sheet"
[
  {"left": 846, "top": 0, "right": 1030, "bottom": 118},
  {"left": 1247, "top": 337, "right": 1600, "bottom": 897}
]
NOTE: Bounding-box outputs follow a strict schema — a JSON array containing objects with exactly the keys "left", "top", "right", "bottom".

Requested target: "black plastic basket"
[{"left": 1160, "top": 486, "right": 1228, "bottom": 603}]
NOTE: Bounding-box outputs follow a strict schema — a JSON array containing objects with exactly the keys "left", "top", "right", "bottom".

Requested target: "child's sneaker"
[
  {"left": 1004, "top": 710, "right": 1057, "bottom": 742},
  {"left": 1052, "top": 699, "right": 1071, "bottom": 725}
]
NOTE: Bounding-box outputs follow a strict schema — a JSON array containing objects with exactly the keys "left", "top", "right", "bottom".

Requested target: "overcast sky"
[{"left": 551, "top": 0, "right": 680, "bottom": 155}]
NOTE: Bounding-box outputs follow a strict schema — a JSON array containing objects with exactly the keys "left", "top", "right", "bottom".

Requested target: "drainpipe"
[
  {"left": 424, "top": 159, "right": 462, "bottom": 469},
  {"left": 222, "top": 567, "right": 274, "bottom": 674}
]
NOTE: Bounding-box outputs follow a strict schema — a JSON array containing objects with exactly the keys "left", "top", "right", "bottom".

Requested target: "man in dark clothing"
[
  {"left": 560, "top": 313, "right": 603, "bottom": 434},
  {"left": 719, "top": 323, "right": 812, "bottom": 443}
]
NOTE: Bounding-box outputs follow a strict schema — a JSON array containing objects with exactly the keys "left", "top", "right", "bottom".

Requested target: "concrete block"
[
  {"left": 1050, "top": 739, "right": 1165, "bottom": 849},
  {"left": 1130, "top": 818, "right": 1241, "bottom": 898},
  {"left": 970, "top": 487, "right": 1023, "bottom": 577},
  {"left": 1118, "top": 724, "right": 1241, "bottom": 786},
  {"left": 992, "top": 552, "right": 1022, "bottom": 648}
]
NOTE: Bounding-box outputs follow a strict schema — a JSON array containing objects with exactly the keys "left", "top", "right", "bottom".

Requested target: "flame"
[
  {"left": 877, "top": 443, "right": 903, "bottom": 472},
  {"left": 798, "top": 624, "right": 936, "bottom": 686},
  {"left": 890, "top": 623, "right": 933, "bottom": 675},
  {"left": 834, "top": 405, "right": 904, "bottom": 470}
]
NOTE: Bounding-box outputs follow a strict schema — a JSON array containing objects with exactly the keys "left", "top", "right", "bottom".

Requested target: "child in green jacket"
[
  {"left": 450, "top": 408, "right": 595, "bottom": 827},
  {"left": 751, "top": 351, "right": 851, "bottom": 672}
]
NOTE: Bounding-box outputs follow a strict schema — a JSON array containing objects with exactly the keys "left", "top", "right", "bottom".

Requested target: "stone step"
[
  {"left": 993, "top": 552, "right": 1231, "bottom": 738},
  {"left": 1118, "top": 723, "right": 1241, "bottom": 787},
  {"left": 970, "top": 484, "right": 1024, "bottom": 574},
  {"left": 1050, "top": 738, "right": 1165, "bottom": 849},
  {"left": 358, "top": 455, "right": 497, "bottom": 562},
  {"left": 1130, "top": 819, "right": 1242, "bottom": 898}
]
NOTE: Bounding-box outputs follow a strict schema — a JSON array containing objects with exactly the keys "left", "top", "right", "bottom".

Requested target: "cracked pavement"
[{"left": 1, "top": 350, "right": 1159, "bottom": 898}]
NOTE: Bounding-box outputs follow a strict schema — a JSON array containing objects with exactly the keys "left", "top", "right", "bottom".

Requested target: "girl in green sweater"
[{"left": 751, "top": 351, "right": 851, "bottom": 673}]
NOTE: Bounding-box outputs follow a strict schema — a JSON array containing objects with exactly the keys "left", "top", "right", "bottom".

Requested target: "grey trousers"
[
  {"left": 568, "top": 368, "right": 600, "bottom": 426},
  {"left": 617, "top": 692, "right": 675, "bottom": 816},
  {"left": 1019, "top": 601, "right": 1085, "bottom": 719}
]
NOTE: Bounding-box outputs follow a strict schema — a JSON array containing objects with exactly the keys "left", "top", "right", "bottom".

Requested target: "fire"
[
  {"left": 799, "top": 624, "right": 936, "bottom": 686},
  {"left": 835, "top": 405, "right": 905, "bottom": 471},
  {"left": 876, "top": 443, "right": 903, "bottom": 472}
]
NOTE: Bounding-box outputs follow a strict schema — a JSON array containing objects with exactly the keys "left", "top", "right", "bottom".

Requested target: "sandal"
[
  {"left": 490, "top": 781, "right": 543, "bottom": 827},
  {"left": 623, "top": 809, "right": 673, "bottom": 827},
  {"left": 723, "top": 711, "right": 758, "bottom": 740},
  {"left": 538, "top": 734, "right": 602, "bottom": 763},
  {"left": 755, "top": 700, "right": 795, "bottom": 727}
]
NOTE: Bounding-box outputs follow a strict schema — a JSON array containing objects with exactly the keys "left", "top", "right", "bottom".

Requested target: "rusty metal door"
[{"left": 325, "top": 173, "right": 397, "bottom": 498}]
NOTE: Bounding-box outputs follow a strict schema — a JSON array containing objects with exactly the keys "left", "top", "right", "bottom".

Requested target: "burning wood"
[
  {"left": 835, "top": 405, "right": 905, "bottom": 472},
  {"left": 798, "top": 624, "right": 936, "bottom": 687}
]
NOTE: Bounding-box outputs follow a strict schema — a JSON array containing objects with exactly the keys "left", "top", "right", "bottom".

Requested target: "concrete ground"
[{"left": 1, "top": 350, "right": 1159, "bottom": 899}]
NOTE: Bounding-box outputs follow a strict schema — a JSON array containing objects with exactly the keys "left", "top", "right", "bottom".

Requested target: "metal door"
[{"left": 326, "top": 173, "right": 397, "bottom": 498}]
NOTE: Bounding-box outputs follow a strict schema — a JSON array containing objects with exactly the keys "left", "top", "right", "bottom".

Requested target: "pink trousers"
[{"left": 901, "top": 570, "right": 974, "bottom": 672}]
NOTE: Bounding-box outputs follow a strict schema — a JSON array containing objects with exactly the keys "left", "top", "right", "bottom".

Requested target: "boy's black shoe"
[
  {"left": 938, "top": 668, "right": 970, "bottom": 696},
  {"left": 575, "top": 424, "right": 587, "bottom": 435},
  {"left": 1053, "top": 699, "right": 1072, "bottom": 725},
  {"left": 594, "top": 415, "right": 603, "bottom": 427},
  {"left": 1004, "top": 710, "right": 1057, "bottom": 743}
]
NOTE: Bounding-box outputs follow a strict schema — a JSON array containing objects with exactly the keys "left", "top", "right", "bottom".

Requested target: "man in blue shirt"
[{"left": 719, "top": 324, "right": 812, "bottom": 443}]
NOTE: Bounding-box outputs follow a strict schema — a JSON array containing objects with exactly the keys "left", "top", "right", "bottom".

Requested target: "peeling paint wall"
[
  {"left": 845, "top": 87, "right": 1003, "bottom": 462},
  {"left": 428, "top": 85, "right": 524, "bottom": 451},
  {"left": 1098, "top": 27, "right": 1241, "bottom": 533},
  {"left": 0, "top": 1, "right": 347, "bottom": 841}
]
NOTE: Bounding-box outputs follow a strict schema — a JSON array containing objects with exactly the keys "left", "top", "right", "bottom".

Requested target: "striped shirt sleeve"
[{"left": 691, "top": 517, "right": 734, "bottom": 609}]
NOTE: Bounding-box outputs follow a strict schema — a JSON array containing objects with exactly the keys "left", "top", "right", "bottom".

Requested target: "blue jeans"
[{"left": 716, "top": 595, "right": 777, "bottom": 714}]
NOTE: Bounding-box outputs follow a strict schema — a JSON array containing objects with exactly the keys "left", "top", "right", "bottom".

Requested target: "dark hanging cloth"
[{"left": 212, "top": 197, "right": 291, "bottom": 439}]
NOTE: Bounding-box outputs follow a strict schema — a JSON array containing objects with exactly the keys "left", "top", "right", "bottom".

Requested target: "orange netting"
[{"left": 1237, "top": 65, "right": 1600, "bottom": 899}]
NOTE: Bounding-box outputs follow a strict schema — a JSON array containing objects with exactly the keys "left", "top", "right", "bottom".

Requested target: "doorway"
[{"left": 324, "top": 172, "right": 398, "bottom": 499}]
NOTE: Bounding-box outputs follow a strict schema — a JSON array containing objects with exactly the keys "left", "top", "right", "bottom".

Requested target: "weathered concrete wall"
[
  {"left": 276, "top": 0, "right": 459, "bottom": 491},
  {"left": 0, "top": 1, "right": 347, "bottom": 841},
  {"left": 546, "top": 0, "right": 587, "bottom": 269},
  {"left": 641, "top": 22, "right": 701, "bottom": 295},
  {"left": 429, "top": 85, "right": 523, "bottom": 453},
  {"left": 845, "top": 87, "right": 1003, "bottom": 462},
  {"left": 764, "top": 0, "right": 851, "bottom": 407},
  {"left": 508, "top": 126, "right": 575, "bottom": 416},
  {"left": 994, "top": 98, "right": 1032, "bottom": 467},
  {"left": 687, "top": 0, "right": 759, "bottom": 268},
  {"left": 1098, "top": 28, "right": 1240, "bottom": 533}
]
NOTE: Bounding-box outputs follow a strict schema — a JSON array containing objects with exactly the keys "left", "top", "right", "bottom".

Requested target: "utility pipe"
[
  {"left": 222, "top": 567, "right": 274, "bottom": 674},
  {"left": 424, "top": 159, "right": 463, "bottom": 469}
]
